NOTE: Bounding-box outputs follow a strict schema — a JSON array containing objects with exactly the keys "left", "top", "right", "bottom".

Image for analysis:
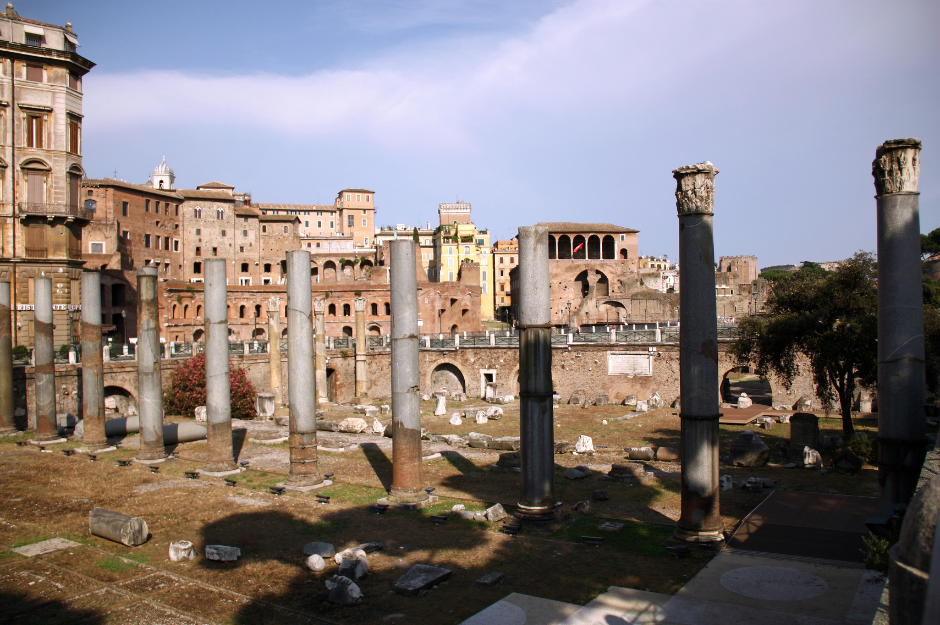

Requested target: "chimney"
[
  {"left": 65, "top": 22, "right": 72, "bottom": 32},
  {"left": 6, "top": 4, "right": 15, "bottom": 17}
]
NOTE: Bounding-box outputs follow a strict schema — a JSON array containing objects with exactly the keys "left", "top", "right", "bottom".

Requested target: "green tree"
[
  {"left": 732, "top": 253, "right": 877, "bottom": 437},
  {"left": 412, "top": 227, "right": 420, "bottom": 244},
  {"left": 921, "top": 227, "right": 940, "bottom": 259},
  {"left": 758, "top": 269, "right": 794, "bottom": 284}
]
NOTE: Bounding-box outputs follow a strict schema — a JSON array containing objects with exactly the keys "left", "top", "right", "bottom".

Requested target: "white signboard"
[
  {"left": 16, "top": 304, "right": 81, "bottom": 311},
  {"left": 607, "top": 351, "right": 652, "bottom": 376}
]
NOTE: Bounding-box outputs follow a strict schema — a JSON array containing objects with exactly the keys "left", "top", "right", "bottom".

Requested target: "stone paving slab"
[
  {"left": 10, "top": 537, "right": 82, "bottom": 557},
  {"left": 460, "top": 592, "right": 580, "bottom": 625}
]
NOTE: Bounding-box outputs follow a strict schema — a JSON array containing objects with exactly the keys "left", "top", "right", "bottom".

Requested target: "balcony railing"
[
  {"left": 25, "top": 246, "right": 47, "bottom": 258},
  {"left": 18, "top": 203, "right": 93, "bottom": 220}
]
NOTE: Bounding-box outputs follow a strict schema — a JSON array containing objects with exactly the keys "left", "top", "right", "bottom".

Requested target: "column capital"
[
  {"left": 267, "top": 296, "right": 281, "bottom": 312},
  {"left": 873, "top": 138, "right": 921, "bottom": 196},
  {"left": 673, "top": 161, "right": 718, "bottom": 216},
  {"left": 354, "top": 297, "right": 366, "bottom": 312},
  {"left": 313, "top": 298, "right": 325, "bottom": 313}
]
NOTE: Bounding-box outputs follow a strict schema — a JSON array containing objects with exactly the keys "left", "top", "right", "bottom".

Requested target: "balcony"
[{"left": 18, "top": 203, "right": 93, "bottom": 220}]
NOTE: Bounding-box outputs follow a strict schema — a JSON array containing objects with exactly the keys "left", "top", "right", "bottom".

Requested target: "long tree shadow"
[{"left": 0, "top": 588, "right": 106, "bottom": 624}]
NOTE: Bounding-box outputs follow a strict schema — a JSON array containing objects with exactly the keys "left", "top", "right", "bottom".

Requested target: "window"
[
  {"left": 24, "top": 32, "right": 43, "bottom": 47},
  {"left": 482, "top": 271, "right": 487, "bottom": 281},
  {"left": 464, "top": 246, "right": 470, "bottom": 254},
  {"left": 174, "top": 240, "right": 179, "bottom": 252},
  {"left": 220, "top": 230, "right": 226, "bottom": 237},
  {"left": 84, "top": 199, "right": 96, "bottom": 212},
  {"left": 217, "top": 208, "right": 224, "bottom": 220},
  {"left": 193, "top": 262, "right": 202, "bottom": 274},
  {"left": 448, "top": 258, "right": 454, "bottom": 267},
  {"left": 239, "top": 246, "right": 244, "bottom": 253},
  {"left": 283, "top": 226, "right": 288, "bottom": 233},
  {"left": 241, "top": 263, "right": 249, "bottom": 272},
  {"left": 500, "top": 283, "right": 505, "bottom": 292},
  {"left": 448, "top": 271, "right": 454, "bottom": 281},
  {"left": 482, "top": 283, "right": 487, "bottom": 294},
  {"left": 500, "top": 270, "right": 504, "bottom": 277},
  {"left": 425, "top": 238, "right": 430, "bottom": 245},
  {"left": 348, "top": 215, "right": 354, "bottom": 228},
  {"left": 67, "top": 118, "right": 80, "bottom": 154},
  {"left": 122, "top": 230, "right": 129, "bottom": 239},
  {"left": 620, "top": 234, "right": 625, "bottom": 241},
  {"left": 25, "top": 115, "right": 43, "bottom": 148},
  {"left": 194, "top": 207, "right": 202, "bottom": 218},
  {"left": 144, "top": 234, "right": 151, "bottom": 248},
  {"left": 175, "top": 205, "right": 179, "bottom": 216},
  {"left": 510, "top": 257, "right": 515, "bottom": 264},
  {"left": 90, "top": 242, "right": 104, "bottom": 254},
  {"left": 304, "top": 221, "right": 309, "bottom": 227},
  {"left": 343, "top": 303, "right": 350, "bottom": 316},
  {"left": 164, "top": 236, "right": 170, "bottom": 250},
  {"left": 145, "top": 199, "right": 150, "bottom": 212},
  {"left": 261, "top": 225, "right": 266, "bottom": 233},
  {"left": 356, "top": 194, "right": 361, "bottom": 201},
  {"left": 155, "top": 236, "right": 161, "bottom": 250},
  {"left": 195, "top": 228, "right": 201, "bottom": 235},
  {"left": 262, "top": 278, "right": 271, "bottom": 285},
  {"left": 25, "top": 63, "right": 43, "bottom": 82},
  {"left": 317, "top": 220, "right": 321, "bottom": 228},
  {"left": 242, "top": 230, "right": 248, "bottom": 237},
  {"left": 365, "top": 195, "right": 370, "bottom": 201},
  {"left": 364, "top": 237, "right": 368, "bottom": 245},
  {"left": 499, "top": 257, "right": 504, "bottom": 264},
  {"left": 68, "top": 72, "right": 79, "bottom": 90},
  {"left": 195, "top": 247, "right": 201, "bottom": 256},
  {"left": 384, "top": 302, "right": 390, "bottom": 315},
  {"left": 345, "top": 194, "right": 350, "bottom": 201},
  {"left": 329, "top": 220, "right": 334, "bottom": 229},
  {"left": 164, "top": 202, "right": 169, "bottom": 215},
  {"left": 238, "top": 278, "right": 251, "bottom": 286},
  {"left": 212, "top": 247, "right": 217, "bottom": 256},
  {"left": 362, "top": 218, "right": 366, "bottom": 227},
  {"left": 264, "top": 263, "right": 271, "bottom": 272},
  {"left": 371, "top": 303, "right": 378, "bottom": 315}
]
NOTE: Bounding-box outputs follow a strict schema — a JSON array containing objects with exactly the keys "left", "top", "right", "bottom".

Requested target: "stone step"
[
  {"left": 559, "top": 586, "right": 672, "bottom": 624},
  {"left": 459, "top": 592, "right": 581, "bottom": 625}
]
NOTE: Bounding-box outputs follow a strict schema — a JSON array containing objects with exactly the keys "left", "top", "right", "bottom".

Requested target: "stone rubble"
[
  {"left": 574, "top": 434, "right": 595, "bottom": 454},
  {"left": 326, "top": 575, "right": 363, "bottom": 605},
  {"left": 205, "top": 545, "right": 241, "bottom": 561},
  {"left": 169, "top": 540, "right": 196, "bottom": 562}
]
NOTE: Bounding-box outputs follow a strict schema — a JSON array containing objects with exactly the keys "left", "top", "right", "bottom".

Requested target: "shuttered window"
[
  {"left": 25, "top": 64, "right": 42, "bottom": 82},
  {"left": 26, "top": 116, "right": 43, "bottom": 148},
  {"left": 67, "top": 118, "right": 80, "bottom": 154}
]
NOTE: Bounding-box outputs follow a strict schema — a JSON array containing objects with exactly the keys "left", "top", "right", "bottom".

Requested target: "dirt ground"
[{"left": 0, "top": 397, "right": 885, "bottom": 625}]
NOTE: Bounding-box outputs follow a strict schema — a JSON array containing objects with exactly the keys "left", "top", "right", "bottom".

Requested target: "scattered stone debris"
[
  {"left": 607, "top": 463, "right": 647, "bottom": 481},
  {"left": 485, "top": 406, "right": 503, "bottom": 419},
  {"left": 574, "top": 435, "right": 595, "bottom": 454},
  {"left": 393, "top": 564, "right": 453, "bottom": 596},
  {"left": 719, "top": 475, "right": 733, "bottom": 491},
  {"left": 625, "top": 447, "right": 654, "bottom": 461},
  {"left": 326, "top": 575, "right": 363, "bottom": 605},
  {"left": 354, "top": 542, "right": 384, "bottom": 553},
  {"left": 371, "top": 418, "right": 386, "bottom": 435},
  {"left": 476, "top": 572, "right": 505, "bottom": 586},
  {"left": 832, "top": 448, "right": 862, "bottom": 473},
  {"left": 434, "top": 396, "right": 447, "bottom": 416},
  {"left": 755, "top": 416, "right": 775, "bottom": 430},
  {"left": 11, "top": 538, "right": 81, "bottom": 558},
  {"left": 449, "top": 413, "right": 462, "bottom": 426},
  {"left": 306, "top": 554, "right": 327, "bottom": 572},
  {"left": 475, "top": 412, "right": 488, "bottom": 425},
  {"left": 485, "top": 503, "right": 508, "bottom": 522},
  {"left": 648, "top": 393, "right": 662, "bottom": 409},
  {"left": 622, "top": 395, "right": 637, "bottom": 406},
  {"left": 737, "top": 393, "right": 752, "bottom": 409},
  {"left": 303, "top": 541, "right": 336, "bottom": 558},
  {"left": 496, "top": 452, "right": 520, "bottom": 469},
  {"left": 554, "top": 441, "right": 575, "bottom": 454},
  {"left": 572, "top": 500, "right": 593, "bottom": 515},
  {"left": 569, "top": 390, "right": 585, "bottom": 405},
  {"left": 205, "top": 545, "right": 241, "bottom": 561},
  {"left": 730, "top": 430, "right": 770, "bottom": 467},
  {"left": 195, "top": 406, "right": 207, "bottom": 422},
  {"left": 593, "top": 489, "right": 610, "bottom": 501},
  {"left": 595, "top": 395, "right": 609, "bottom": 406},
  {"left": 597, "top": 521, "right": 624, "bottom": 532},
  {"left": 338, "top": 418, "right": 369, "bottom": 434},
  {"left": 88, "top": 508, "right": 149, "bottom": 547},
  {"left": 635, "top": 400, "right": 649, "bottom": 413},
  {"left": 564, "top": 467, "right": 590, "bottom": 480},
  {"left": 803, "top": 446, "right": 823, "bottom": 469},
  {"left": 655, "top": 447, "right": 679, "bottom": 461},
  {"left": 169, "top": 540, "right": 196, "bottom": 562},
  {"left": 337, "top": 551, "right": 369, "bottom": 582}
]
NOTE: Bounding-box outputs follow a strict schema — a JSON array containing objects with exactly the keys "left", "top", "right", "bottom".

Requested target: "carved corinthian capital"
[
  {"left": 313, "top": 298, "right": 325, "bottom": 314},
  {"left": 354, "top": 297, "right": 366, "bottom": 312},
  {"left": 873, "top": 138, "right": 921, "bottom": 196},
  {"left": 673, "top": 161, "right": 718, "bottom": 216},
  {"left": 266, "top": 296, "right": 281, "bottom": 312}
]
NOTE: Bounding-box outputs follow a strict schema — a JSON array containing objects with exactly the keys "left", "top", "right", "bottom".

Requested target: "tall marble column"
[
  {"left": 672, "top": 162, "right": 723, "bottom": 544},
  {"left": 354, "top": 297, "right": 367, "bottom": 401},
  {"left": 314, "top": 298, "right": 328, "bottom": 405},
  {"left": 874, "top": 138, "right": 927, "bottom": 504},
  {"left": 203, "top": 259, "right": 237, "bottom": 473},
  {"left": 515, "top": 225, "right": 556, "bottom": 523},
  {"left": 135, "top": 267, "right": 166, "bottom": 462},
  {"left": 267, "top": 297, "right": 283, "bottom": 406},
  {"left": 0, "top": 282, "right": 15, "bottom": 435},
  {"left": 80, "top": 272, "right": 107, "bottom": 450},
  {"left": 32, "top": 277, "right": 60, "bottom": 443}
]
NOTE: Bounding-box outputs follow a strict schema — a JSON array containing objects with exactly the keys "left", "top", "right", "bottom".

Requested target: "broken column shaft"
[
  {"left": 387, "top": 240, "right": 428, "bottom": 504},
  {"left": 354, "top": 297, "right": 367, "bottom": 401},
  {"left": 874, "top": 138, "right": 927, "bottom": 504},
  {"left": 267, "top": 297, "right": 283, "bottom": 406},
  {"left": 136, "top": 267, "right": 165, "bottom": 461},
  {"left": 673, "top": 162, "right": 723, "bottom": 544},
  {"left": 81, "top": 272, "right": 107, "bottom": 450},
  {"left": 203, "top": 259, "right": 236, "bottom": 472},
  {"left": 515, "top": 225, "right": 556, "bottom": 523},
  {"left": 0, "top": 282, "right": 15, "bottom": 435},
  {"left": 33, "top": 277, "right": 58, "bottom": 441},
  {"left": 284, "top": 250, "right": 323, "bottom": 488},
  {"left": 314, "top": 298, "right": 328, "bottom": 405}
]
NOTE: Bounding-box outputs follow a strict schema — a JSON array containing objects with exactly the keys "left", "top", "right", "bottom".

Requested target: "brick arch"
[
  {"left": 424, "top": 357, "right": 468, "bottom": 396},
  {"left": 506, "top": 364, "right": 520, "bottom": 396}
]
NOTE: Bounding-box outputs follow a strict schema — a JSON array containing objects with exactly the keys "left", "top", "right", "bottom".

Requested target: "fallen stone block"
[
  {"left": 371, "top": 418, "right": 386, "bottom": 435},
  {"left": 803, "top": 446, "right": 823, "bottom": 469},
  {"left": 88, "top": 508, "right": 149, "bottom": 547},
  {"left": 496, "top": 452, "right": 520, "bottom": 468},
  {"left": 489, "top": 436, "right": 521, "bottom": 451},
  {"left": 572, "top": 500, "right": 593, "bottom": 515},
  {"left": 569, "top": 390, "right": 585, "bottom": 405},
  {"left": 476, "top": 572, "right": 505, "bottom": 586},
  {"left": 635, "top": 400, "right": 648, "bottom": 413},
  {"left": 205, "top": 545, "right": 241, "bottom": 561},
  {"left": 195, "top": 406, "right": 207, "bottom": 422},
  {"left": 468, "top": 432, "right": 493, "bottom": 449},
  {"left": 484, "top": 503, "right": 507, "bottom": 522},
  {"left": 594, "top": 395, "right": 609, "bottom": 406},
  {"left": 393, "top": 564, "right": 452, "bottom": 596},
  {"left": 575, "top": 434, "right": 594, "bottom": 454},
  {"left": 306, "top": 554, "right": 327, "bottom": 571},
  {"left": 554, "top": 441, "right": 575, "bottom": 454},
  {"left": 485, "top": 406, "right": 503, "bottom": 419},
  {"left": 608, "top": 463, "right": 647, "bottom": 480},
  {"left": 564, "top": 467, "right": 590, "bottom": 480},
  {"left": 719, "top": 475, "right": 733, "bottom": 491},
  {"left": 648, "top": 392, "right": 662, "bottom": 409},
  {"left": 380, "top": 404, "right": 391, "bottom": 415},
  {"left": 326, "top": 575, "right": 363, "bottom": 605},
  {"left": 593, "top": 489, "right": 610, "bottom": 501},
  {"left": 737, "top": 393, "right": 753, "bottom": 409},
  {"left": 655, "top": 447, "right": 680, "bottom": 461},
  {"left": 338, "top": 418, "right": 369, "bottom": 434},
  {"left": 354, "top": 542, "right": 384, "bottom": 553},
  {"left": 625, "top": 446, "right": 654, "bottom": 461},
  {"left": 622, "top": 395, "right": 637, "bottom": 406},
  {"left": 169, "top": 540, "right": 196, "bottom": 562},
  {"left": 449, "top": 413, "right": 462, "bottom": 426},
  {"left": 303, "top": 541, "right": 336, "bottom": 558},
  {"left": 730, "top": 430, "right": 770, "bottom": 467},
  {"left": 475, "top": 412, "right": 488, "bottom": 425},
  {"left": 337, "top": 552, "right": 369, "bottom": 581}
]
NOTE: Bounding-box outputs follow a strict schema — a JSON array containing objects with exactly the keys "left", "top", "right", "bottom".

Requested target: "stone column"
[
  {"left": 314, "top": 298, "right": 328, "bottom": 405},
  {"left": 80, "top": 272, "right": 107, "bottom": 450},
  {"left": 515, "top": 225, "right": 556, "bottom": 523},
  {"left": 32, "top": 277, "right": 59, "bottom": 442},
  {"left": 136, "top": 267, "right": 165, "bottom": 462},
  {"left": 672, "top": 162, "right": 723, "bottom": 544},
  {"left": 874, "top": 138, "right": 927, "bottom": 504},
  {"left": 354, "top": 297, "right": 367, "bottom": 401},
  {"left": 282, "top": 250, "right": 325, "bottom": 490},
  {"left": 267, "top": 297, "right": 283, "bottom": 406},
  {"left": 385, "top": 240, "right": 430, "bottom": 506},
  {"left": 0, "top": 282, "right": 15, "bottom": 435},
  {"left": 203, "top": 259, "right": 236, "bottom": 473}
]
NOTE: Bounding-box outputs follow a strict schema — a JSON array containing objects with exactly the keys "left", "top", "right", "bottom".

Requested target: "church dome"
[{"left": 153, "top": 156, "right": 174, "bottom": 177}]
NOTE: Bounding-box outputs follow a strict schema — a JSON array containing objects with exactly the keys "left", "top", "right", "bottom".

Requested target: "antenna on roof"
[{"left": 112, "top": 169, "right": 117, "bottom": 179}]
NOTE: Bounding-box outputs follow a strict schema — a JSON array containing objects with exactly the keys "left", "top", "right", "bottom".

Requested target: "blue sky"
[{"left": 19, "top": 0, "right": 940, "bottom": 267}]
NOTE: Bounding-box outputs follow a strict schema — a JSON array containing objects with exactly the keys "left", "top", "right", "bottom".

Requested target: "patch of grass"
[
  {"left": 317, "top": 483, "right": 387, "bottom": 506},
  {"left": 298, "top": 519, "right": 350, "bottom": 535},
  {"left": 862, "top": 532, "right": 893, "bottom": 574},
  {"left": 97, "top": 556, "right": 135, "bottom": 572},
  {"left": 552, "top": 517, "right": 673, "bottom": 556},
  {"left": 124, "top": 552, "right": 150, "bottom": 564},
  {"left": 11, "top": 535, "right": 50, "bottom": 548}
]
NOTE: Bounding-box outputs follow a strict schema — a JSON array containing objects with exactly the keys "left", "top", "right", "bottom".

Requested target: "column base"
[
  {"left": 0, "top": 427, "right": 19, "bottom": 437},
  {"left": 352, "top": 396, "right": 371, "bottom": 405},
  {"left": 133, "top": 457, "right": 166, "bottom": 465},
  {"left": 29, "top": 438, "right": 66, "bottom": 446},
  {"left": 200, "top": 467, "right": 242, "bottom": 477},
  {"left": 514, "top": 503, "right": 568, "bottom": 530},
  {"left": 378, "top": 494, "right": 437, "bottom": 510},
  {"left": 671, "top": 525, "right": 726, "bottom": 546},
  {"left": 278, "top": 479, "right": 332, "bottom": 493},
  {"left": 77, "top": 446, "right": 117, "bottom": 454}
]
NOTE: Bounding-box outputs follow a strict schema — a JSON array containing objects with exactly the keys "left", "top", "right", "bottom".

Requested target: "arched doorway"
[
  {"left": 721, "top": 366, "right": 772, "bottom": 406},
  {"left": 103, "top": 386, "right": 137, "bottom": 416},
  {"left": 342, "top": 326, "right": 353, "bottom": 337},
  {"left": 588, "top": 235, "right": 601, "bottom": 259},
  {"left": 430, "top": 363, "right": 466, "bottom": 395},
  {"left": 193, "top": 329, "right": 204, "bottom": 342},
  {"left": 369, "top": 325, "right": 381, "bottom": 336},
  {"left": 602, "top": 235, "right": 615, "bottom": 259}
]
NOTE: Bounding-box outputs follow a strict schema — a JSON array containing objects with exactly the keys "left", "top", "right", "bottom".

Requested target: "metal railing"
[
  {"left": 18, "top": 202, "right": 93, "bottom": 219},
  {"left": 616, "top": 330, "right": 657, "bottom": 342},
  {"left": 494, "top": 335, "right": 518, "bottom": 347},
  {"left": 429, "top": 337, "right": 455, "bottom": 349}
]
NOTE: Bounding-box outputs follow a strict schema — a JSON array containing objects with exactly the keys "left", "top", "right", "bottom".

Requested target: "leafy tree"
[
  {"left": 732, "top": 253, "right": 877, "bottom": 437},
  {"left": 163, "top": 353, "right": 258, "bottom": 420},
  {"left": 758, "top": 269, "right": 794, "bottom": 284},
  {"left": 412, "top": 227, "right": 420, "bottom": 243},
  {"left": 921, "top": 227, "right": 940, "bottom": 259}
]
